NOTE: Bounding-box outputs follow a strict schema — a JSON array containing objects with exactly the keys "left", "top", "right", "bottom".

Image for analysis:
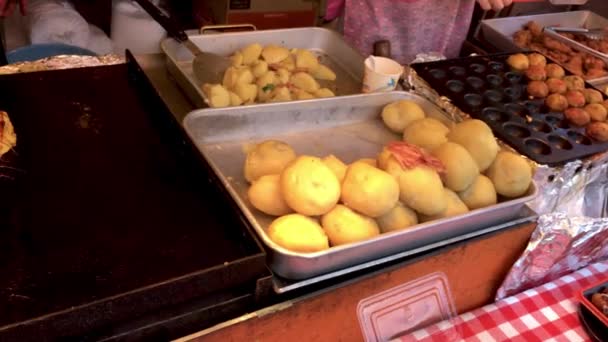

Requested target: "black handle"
[{"left": 132, "top": 0, "right": 188, "bottom": 42}]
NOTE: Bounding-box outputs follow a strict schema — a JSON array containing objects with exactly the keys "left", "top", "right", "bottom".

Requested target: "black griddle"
[{"left": 0, "top": 52, "right": 267, "bottom": 340}]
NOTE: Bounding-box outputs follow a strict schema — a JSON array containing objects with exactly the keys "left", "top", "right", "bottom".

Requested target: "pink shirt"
[{"left": 327, "top": 0, "right": 476, "bottom": 64}]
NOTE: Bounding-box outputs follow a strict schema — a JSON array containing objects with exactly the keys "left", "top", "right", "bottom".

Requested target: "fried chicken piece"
[
  {"left": 513, "top": 30, "right": 533, "bottom": 48},
  {"left": 564, "top": 54, "right": 584, "bottom": 76},
  {"left": 584, "top": 56, "right": 605, "bottom": 71},
  {"left": 543, "top": 36, "right": 572, "bottom": 53},
  {"left": 526, "top": 21, "right": 543, "bottom": 38}
]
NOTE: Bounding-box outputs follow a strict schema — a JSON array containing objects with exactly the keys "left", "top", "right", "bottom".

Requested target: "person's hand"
[
  {"left": 0, "top": 0, "right": 27, "bottom": 17},
  {"left": 477, "top": 0, "right": 513, "bottom": 11}
]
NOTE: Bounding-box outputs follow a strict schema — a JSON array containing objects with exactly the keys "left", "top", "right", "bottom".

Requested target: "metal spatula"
[{"left": 133, "top": 0, "right": 230, "bottom": 84}]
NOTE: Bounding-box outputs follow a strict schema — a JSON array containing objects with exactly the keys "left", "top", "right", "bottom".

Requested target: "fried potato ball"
[
  {"left": 341, "top": 162, "right": 400, "bottom": 217},
  {"left": 527, "top": 80, "right": 549, "bottom": 98},
  {"left": 354, "top": 158, "right": 378, "bottom": 168},
  {"left": 377, "top": 148, "right": 404, "bottom": 179},
  {"left": 545, "top": 93, "right": 568, "bottom": 112},
  {"left": 268, "top": 214, "right": 329, "bottom": 252},
  {"left": 322, "top": 154, "right": 347, "bottom": 182},
  {"left": 402, "top": 118, "right": 450, "bottom": 152},
  {"left": 586, "top": 121, "right": 608, "bottom": 142},
  {"left": 420, "top": 188, "right": 469, "bottom": 222},
  {"left": 565, "top": 108, "right": 591, "bottom": 126},
  {"left": 585, "top": 103, "right": 608, "bottom": 122},
  {"left": 564, "top": 75, "right": 585, "bottom": 91},
  {"left": 432, "top": 142, "right": 479, "bottom": 192},
  {"left": 248, "top": 174, "right": 293, "bottom": 216},
  {"left": 447, "top": 119, "right": 498, "bottom": 172},
  {"left": 458, "top": 175, "right": 497, "bottom": 210},
  {"left": 381, "top": 100, "right": 426, "bottom": 134},
  {"left": 281, "top": 155, "right": 341, "bottom": 216},
  {"left": 244, "top": 140, "right": 296, "bottom": 183},
  {"left": 545, "top": 78, "right": 567, "bottom": 94},
  {"left": 528, "top": 53, "right": 547, "bottom": 68},
  {"left": 321, "top": 205, "right": 380, "bottom": 246},
  {"left": 525, "top": 65, "right": 547, "bottom": 81},
  {"left": 545, "top": 63, "right": 565, "bottom": 79},
  {"left": 376, "top": 202, "right": 418, "bottom": 233},
  {"left": 507, "top": 53, "right": 529, "bottom": 71},
  {"left": 582, "top": 88, "right": 604, "bottom": 104},
  {"left": 397, "top": 166, "right": 447, "bottom": 216},
  {"left": 486, "top": 151, "right": 532, "bottom": 198},
  {"left": 566, "top": 90, "right": 586, "bottom": 108}
]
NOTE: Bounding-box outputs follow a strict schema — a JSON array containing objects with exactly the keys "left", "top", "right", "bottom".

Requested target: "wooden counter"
[{"left": 177, "top": 222, "right": 536, "bottom": 342}]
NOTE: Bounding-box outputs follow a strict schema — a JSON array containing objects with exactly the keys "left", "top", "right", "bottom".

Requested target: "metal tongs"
[
  {"left": 543, "top": 26, "right": 608, "bottom": 66},
  {"left": 546, "top": 26, "right": 608, "bottom": 41}
]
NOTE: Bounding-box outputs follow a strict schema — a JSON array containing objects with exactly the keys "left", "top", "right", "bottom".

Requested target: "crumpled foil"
[
  {"left": 496, "top": 213, "right": 608, "bottom": 300},
  {"left": 0, "top": 54, "right": 125, "bottom": 74}
]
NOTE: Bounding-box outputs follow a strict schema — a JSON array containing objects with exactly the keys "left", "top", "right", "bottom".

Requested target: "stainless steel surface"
[
  {"left": 183, "top": 91, "right": 539, "bottom": 280},
  {"left": 272, "top": 207, "right": 538, "bottom": 293},
  {"left": 161, "top": 27, "right": 365, "bottom": 108},
  {"left": 134, "top": 53, "right": 194, "bottom": 122},
  {"left": 480, "top": 10, "right": 608, "bottom": 85},
  {"left": 547, "top": 26, "right": 606, "bottom": 40}
]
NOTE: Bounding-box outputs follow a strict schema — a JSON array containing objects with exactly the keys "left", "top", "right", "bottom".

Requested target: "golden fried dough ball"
[
  {"left": 341, "top": 162, "right": 400, "bottom": 217},
  {"left": 262, "top": 45, "right": 290, "bottom": 64},
  {"left": 381, "top": 100, "right": 426, "bottom": 134},
  {"left": 268, "top": 214, "right": 329, "bottom": 252},
  {"left": 376, "top": 202, "right": 418, "bottom": 233},
  {"left": 432, "top": 142, "right": 479, "bottom": 192},
  {"left": 545, "top": 93, "right": 568, "bottom": 112},
  {"left": 545, "top": 78, "right": 567, "bottom": 94},
  {"left": 586, "top": 103, "right": 608, "bottom": 122},
  {"left": 248, "top": 175, "right": 293, "bottom": 216},
  {"left": 447, "top": 119, "right": 498, "bottom": 172},
  {"left": 321, "top": 205, "right": 380, "bottom": 246},
  {"left": 244, "top": 140, "right": 296, "bottom": 183},
  {"left": 507, "top": 53, "right": 529, "bottom": 71},
  {"left": 564, "top": 75, "right": 585, "bottom": 91},
  {"left": 586, "top": 122, "right": 608, "bottom": 142},
  {"left": 486, "top": 151, "right": 532, "bottom": 198},
  {"left": 402, "top": 118, "right": 450, "bottom": 152},
  {"left": 566, "top": 90, "right": 586, "bottom": 108},
  {"left": 527, "top": 80, "right": 549, "bottom": 98},
  {"left": 528, "top": 53, "right": 547, "bottom": 68},
  {"left": 565, "top": 108, "right": 590, "bottom": 126},
  {"left": 322, "top": 154, "right": 347, "bottom": 182},
  {"left": 397, "top": 166, "right": 447, "bottom": 216},
  {"left": 525, "top": 65, "right": 547, "bottom": 81},
  {"left": 281, "top": 155, "right": 341, "bottom": 216},
  {"left": 545, "top": 63, "right": 565, "bottom": 79},
  {"left": 420, "top": 188, "right": 469, "bottom": 222},
  {"left": 582, "top": 88, "right": 604, "bottom": 104},
  {"left": 458, "top": 175, "right": 497, "bottom": 210}
]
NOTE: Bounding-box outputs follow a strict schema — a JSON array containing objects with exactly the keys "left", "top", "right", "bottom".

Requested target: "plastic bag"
[
  {"left": 86, "top": 24, "right": 113, "bottom": 55},
  {"left": 28, "top": 0, "right": 90, "bottom": 48}
]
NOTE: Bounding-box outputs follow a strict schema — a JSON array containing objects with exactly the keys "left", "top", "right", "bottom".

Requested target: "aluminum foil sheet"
[
  {"left": 496, "top": 213, "right": 608, "bottom": 300},
  {"left": 0, "top": 55, "right": 125, "bottom": 74}
]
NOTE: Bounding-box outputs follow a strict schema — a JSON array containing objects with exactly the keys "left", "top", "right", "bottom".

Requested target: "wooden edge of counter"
[{"left": 175, "top": 221, "right": 536, "bottom": 342}]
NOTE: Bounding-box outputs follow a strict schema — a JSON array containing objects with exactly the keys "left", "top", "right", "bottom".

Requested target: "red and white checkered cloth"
[{"left": 400, "top": 261, "right": 608, "bottom": 342}]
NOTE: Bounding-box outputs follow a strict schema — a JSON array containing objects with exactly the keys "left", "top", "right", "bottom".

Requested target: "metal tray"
[
  {"left": 480, "top": 10, "right": 608, "bottom": 86},
  {"left": 161, "top": 27, "right": 364, "bottom": 108},
  {"left": 183, "top": 91, "right": 538, "bottom": 280}
]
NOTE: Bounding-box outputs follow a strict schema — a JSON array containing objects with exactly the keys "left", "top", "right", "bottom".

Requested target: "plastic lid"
[{"left": 357, "top": 272, "right": 457, "bottom": 342}]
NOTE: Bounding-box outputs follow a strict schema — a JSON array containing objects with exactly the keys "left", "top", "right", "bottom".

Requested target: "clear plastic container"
[{"left": 357, "top": 272, "right": 457, "bottom": 342}]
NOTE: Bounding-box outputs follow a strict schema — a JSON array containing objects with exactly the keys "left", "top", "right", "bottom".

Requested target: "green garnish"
[{"left": 262, "top": 84, "right": 275, "bottom": 92}]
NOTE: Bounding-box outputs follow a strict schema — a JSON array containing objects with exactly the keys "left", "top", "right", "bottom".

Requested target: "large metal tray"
[
  {"left": 480, "top": 10, "right": 608, "bottom": 86},
  {"left": 161, "top": 27, "right": 364, "bottom": 108},
  {"left": 183, "top": 91, "right": 538, "bottom": 280}
]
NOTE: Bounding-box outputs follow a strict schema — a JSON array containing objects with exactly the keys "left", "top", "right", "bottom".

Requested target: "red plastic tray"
[{"left": 578, "top": 277, "right": 608, "bottom": 328}]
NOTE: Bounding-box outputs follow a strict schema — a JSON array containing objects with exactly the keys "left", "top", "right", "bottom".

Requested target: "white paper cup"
[{"left": 362, "top": 56, "right": 404, "bottom": 93}]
